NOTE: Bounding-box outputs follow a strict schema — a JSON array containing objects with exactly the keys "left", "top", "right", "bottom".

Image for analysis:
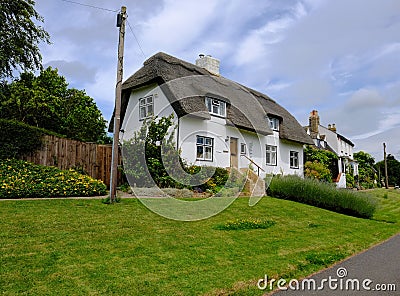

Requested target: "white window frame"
[
  {"left": 266, "top": 145, "right": 277, "bottom": 166},
  {"left": 240, "top": 143, "right": 246, "bottom": 155},
  {"left": 268, "top": 117, "right": 280, "bottom": 131},
  {"left": 290, "top": 151, "right": 299, "bottom": 169},
  {"left": 196, "top": 136, "right": 213, "bottom": 161},
  {"left": 205, "top": 97, "right": 226, "bottom": 117},
  {"left": 139, "top": 95, "right": 154, "bottom": 120}
]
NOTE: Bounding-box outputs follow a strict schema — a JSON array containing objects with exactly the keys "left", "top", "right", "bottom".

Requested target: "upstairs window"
[
  {"left": 139, "top": 95, "right": 154, "bottom": 120},
  {"left": 268, "top": 117, "right": 280, "bottom": 131},
  {"left": 205, "top": 97, "right": 226, "bottom": 117}
]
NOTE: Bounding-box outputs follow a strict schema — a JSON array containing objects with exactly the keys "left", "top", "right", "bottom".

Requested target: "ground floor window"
[
  {"left": 290, "top": 151, "right": 299, "bottom": 169},
  {"left": 196, "top": 136, "right": 213, "bottom": 161},
  {"left": 266, "top": 145, "right": 277, "bottom": 166}
]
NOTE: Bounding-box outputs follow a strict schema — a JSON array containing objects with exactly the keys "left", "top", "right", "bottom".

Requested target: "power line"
[
  {"left": 59, "top": 1, "right": 147, "bottom": 60},
  {"left": 127, "top": 19, "right": 147, "bottom": 59},
  {"left": 60, "top": 0, "right": 119, "bottom": 12}
]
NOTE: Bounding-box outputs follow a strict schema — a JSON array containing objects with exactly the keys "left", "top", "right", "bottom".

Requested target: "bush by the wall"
[
  {"left": 184, "top": 165, "right": 229, "bottom": 192},
  {"left": 267, "top": 175, "right": 376, "bottom": 219},
  {"left": 304, "top": 161, "right": 332, "bottom": 183},
  {"left": 0, "top": 159, "right": 107, "bottom": 198},
  {"left": 0, "top": 119, "right": 62, "bottom": 159}
]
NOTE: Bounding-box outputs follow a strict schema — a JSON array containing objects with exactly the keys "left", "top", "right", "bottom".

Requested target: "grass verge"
[{"left": 0, "top": 189, "right": 399, "bottom": 295}]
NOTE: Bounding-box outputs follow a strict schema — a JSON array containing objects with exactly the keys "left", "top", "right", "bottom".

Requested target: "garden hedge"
[{"left": 0, "top": 119, "right": 63, "bottom": 159}]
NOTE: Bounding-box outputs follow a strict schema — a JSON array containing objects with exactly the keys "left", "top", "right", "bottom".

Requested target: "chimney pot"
[{"left": 195, "top": 54, "right": 220, "bottom": 75}]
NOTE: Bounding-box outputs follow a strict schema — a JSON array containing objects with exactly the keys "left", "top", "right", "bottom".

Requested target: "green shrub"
[
  {"left": 346, "top": 173, "right": 355, "bottom": 188},
  {"left": 267, "top": 175, "right": 376, "bottom": 219},
  {"left": 0, "top": 159, "right": 107, "bottom": 198},
  {"left": 215, "top": 218, "right": 276, "bottom": 231},
  {"left": 0, "top": 119, "right": 63, "bottom": 159},
  {"left": 304, "top": 160, "right": 332, "bottom": 183},
  {"left": 185, "top": 165, "right": 229, "bottom": 192}
]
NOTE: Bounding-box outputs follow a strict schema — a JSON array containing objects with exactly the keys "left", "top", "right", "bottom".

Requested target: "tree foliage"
[
  {"left": 304, "top": 145, "right": 338, "bottom": 182},
  {"left": 354, "top": 151, "right": 377, "bottom": 188},
  {"left": 0, "top": 0, "right": 50, "bottom": 79},
  {"left": 376, "top": 154, "right": 400, "bottom": 186},
  {"left": 304, "top": 161, "right": 332, "bottom": 183},
  {"left": 122, "top": 114, "right": 184, "bottom": 188},
  {"left": 0, "top": 67, "right": 109, "bottom": 143}
]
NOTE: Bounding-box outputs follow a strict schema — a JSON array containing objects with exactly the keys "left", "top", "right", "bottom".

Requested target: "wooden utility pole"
[
  {"left": 110, "top": 6, "right": 127, "bottom": 202},
  {"left": 383, "top": 142, "right": 389, "bottom": 189}
]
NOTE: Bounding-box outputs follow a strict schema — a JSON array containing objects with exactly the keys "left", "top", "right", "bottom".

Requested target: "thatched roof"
[{"left": 110, "top": 52, "right": 314, "bottom": 145}]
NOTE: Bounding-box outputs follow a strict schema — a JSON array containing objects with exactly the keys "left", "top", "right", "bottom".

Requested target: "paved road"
[{"left": 270, "top": 234, "right": 400, "bottom": 295}]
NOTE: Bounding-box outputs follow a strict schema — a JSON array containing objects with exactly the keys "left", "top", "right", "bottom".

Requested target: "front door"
[{"left": 230, "top": 137, "right": 238, "bottom": 169}]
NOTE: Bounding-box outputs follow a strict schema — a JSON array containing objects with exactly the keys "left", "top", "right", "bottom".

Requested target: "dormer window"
[
  {"left": 268, "top": 117, "right": 280, "bottom": 131},
  {"left": 205, "top": 97, "right": 226, "bottom": 117}
]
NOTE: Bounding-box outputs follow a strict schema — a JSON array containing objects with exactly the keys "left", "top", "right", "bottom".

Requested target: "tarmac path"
[{"left": 270, "top": 234, "right": 400, "bottom": 295}]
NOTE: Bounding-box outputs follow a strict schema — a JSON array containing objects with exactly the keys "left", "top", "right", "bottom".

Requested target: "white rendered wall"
[
  {"left": 179, "top": 118, "right": 305, "bottom": 178},
  {"left": 122, "top": 87, "right": 306, "bottom": 179},
  {"left": 120, "top": 83, "right": 177, "bottom": 142}
]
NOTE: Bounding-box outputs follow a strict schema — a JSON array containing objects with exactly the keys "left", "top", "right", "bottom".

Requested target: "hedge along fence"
[
  {"left": 0, "top": 119, "right": 121, "bottom": 187},
  {"left": 0, "top": 119, "right": 57, "bottom": 159},
  {"left": 267, "top": 175, "right": 377, "bottom": 219}
]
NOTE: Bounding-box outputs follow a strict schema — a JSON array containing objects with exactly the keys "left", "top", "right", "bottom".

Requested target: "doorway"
[{"left": 230, "top": 137, "right": 238, "bottom": 169}]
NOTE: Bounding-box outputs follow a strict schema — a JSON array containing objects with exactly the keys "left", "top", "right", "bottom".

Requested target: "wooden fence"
[{"left": 21, "top": 135, "right": 122, "bottom": 187}]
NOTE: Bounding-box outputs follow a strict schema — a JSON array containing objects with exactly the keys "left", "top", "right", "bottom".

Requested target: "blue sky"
[{"left": 35, "top": 0, "right": 400, "bottom": 161}]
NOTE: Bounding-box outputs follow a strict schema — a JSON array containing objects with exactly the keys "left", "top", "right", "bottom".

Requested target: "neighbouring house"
[
  {"left": 305, "top": 110, "right": 359, "bottom": 188},
  {"left": 110, "top": 52, "right": 314, "bottom": 194}
]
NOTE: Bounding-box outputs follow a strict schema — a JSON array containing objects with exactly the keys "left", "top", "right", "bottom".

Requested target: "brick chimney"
[
  {"left": 196, "top": 54, "right": 220, "bottom": 75},
  {"left": 328, "top": 123, "right": 337, "bottom": 133},
  {"left": 309, "top": 110, "right": 320, "bottom": 134}
]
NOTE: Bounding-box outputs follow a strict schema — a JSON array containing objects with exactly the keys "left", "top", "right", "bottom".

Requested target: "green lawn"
[{"left": 1, "top": 189, "right": 399, "bottom": 295}]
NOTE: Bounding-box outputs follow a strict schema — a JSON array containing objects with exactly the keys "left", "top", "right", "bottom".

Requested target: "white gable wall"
[
  {"left": 319, "top": 125, "right": 339, "bottom": 154},
  {"left": 120, "top": 84, "right": 177, "bottom": 141}
]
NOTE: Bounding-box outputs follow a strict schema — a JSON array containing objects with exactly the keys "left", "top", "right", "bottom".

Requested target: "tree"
[
  {"left": 0, "top": 67, "right": 109, "bottom": 143},
  {"left": 304, "top": 145, "right": 338, "bottom": 181},
  {"left": 376, "top": 155, "right": 400, "bottom": 186},
  {"left": 122, "top": 114, "right": 184, "bottom": 188},
  {"left": 0, "top": 0, "right": 50, "bottom": 79},
  {"left": 304, "top": 160, "right": 332, "bottom": 182},
  {"left": 354, "top": 151, "right": 377, "bottom": 189}
]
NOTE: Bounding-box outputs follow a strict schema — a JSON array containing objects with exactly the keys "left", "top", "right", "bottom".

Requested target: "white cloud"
[
  {"left": 33, "top": 0, "right": 400, "bottom": 155},
  {"left": 345, "top": 89, "right": 385, "bottom": 109},
  {"left": 139, "top": 0, "right": 219, "bottom": 54},
  {"left": 44, "top": 60, "right": 97, "bottom": 85}
]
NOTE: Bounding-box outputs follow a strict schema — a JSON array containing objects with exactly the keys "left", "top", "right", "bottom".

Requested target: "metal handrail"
[{"left": 240, "top": 154, "right": 265, "bottom": 176}]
